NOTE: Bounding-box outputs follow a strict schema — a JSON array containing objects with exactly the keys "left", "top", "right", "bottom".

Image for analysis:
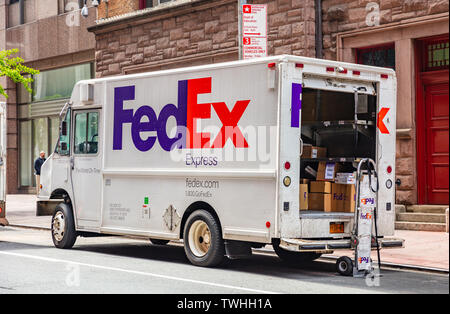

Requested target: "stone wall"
[
  {"left": 92, "top": 0, "right": 316, "bottom": 77},
  {"left": 322, "top": 0, "right": 449, "bottom": 60}
]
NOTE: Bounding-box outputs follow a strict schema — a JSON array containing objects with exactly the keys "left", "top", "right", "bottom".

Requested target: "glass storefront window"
[
  {"left": 19, "top": 121, "right": 32, "bottom": 187},
  {"left": 32, "top": 63, "right": 92, "bottom": 102},
  {"left": 32, "top": 118, "right": 49, "bottom": 170}
]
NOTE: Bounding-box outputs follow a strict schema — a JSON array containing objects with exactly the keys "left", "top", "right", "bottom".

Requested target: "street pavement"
[
  {"left": 0, "top": 227, "right": 448, "bottom": 294},
  {"left": 3, "top": 194, "right": 449, "bottom": 271}
]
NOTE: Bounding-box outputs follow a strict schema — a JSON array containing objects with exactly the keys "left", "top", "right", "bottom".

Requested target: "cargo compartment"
[{"left": 299, "top": 87, "right": 377, "bottom": 217}]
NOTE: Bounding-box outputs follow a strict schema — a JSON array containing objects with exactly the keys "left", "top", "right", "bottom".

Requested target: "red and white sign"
[{"left": 242, "top": 4, "right": 267, "bottom": 60}]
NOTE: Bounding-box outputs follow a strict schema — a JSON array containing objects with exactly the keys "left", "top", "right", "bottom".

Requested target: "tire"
[
  {"left": 336, "top": 256, "right": 354, "bottom": 276},
  {"left": 272, "top": 240, "right": 322, "bottom": 264},
  {"left": 51, "top": 202, "right": 77, "bottom": 249},
  {"left": 149, "top": 239, "right": 170, "bottom": 245},
  {"left": 183, "top": 210, "right": 225, "bottom": 267}
]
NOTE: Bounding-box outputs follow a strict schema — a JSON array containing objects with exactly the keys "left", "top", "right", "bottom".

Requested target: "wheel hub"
[
  {"left": 52, "top": 212, "right": 65, "bottom": 242},
  {"left": 188, "top": 220, "right": 212, "bottom": 257}
]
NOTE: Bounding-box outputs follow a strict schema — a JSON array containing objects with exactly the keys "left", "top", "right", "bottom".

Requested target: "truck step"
[
  {"left": 395, "top": 221, "right": 446, "bottom": 232},
  {"left": 406, "top": 205, "right": 448, "bottom": 214},
  {"left": 396, "top": 212, "right": 446, "bottom": 224}
]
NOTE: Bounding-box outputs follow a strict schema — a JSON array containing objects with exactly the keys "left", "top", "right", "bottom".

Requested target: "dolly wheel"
[{"left": 336, "top": 256, "right": 353, "bottom": 276}]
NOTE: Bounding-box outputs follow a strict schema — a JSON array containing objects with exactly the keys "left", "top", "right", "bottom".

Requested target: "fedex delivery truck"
[{"left": 38, "top": 55, "right": 404, "bottom": 267}]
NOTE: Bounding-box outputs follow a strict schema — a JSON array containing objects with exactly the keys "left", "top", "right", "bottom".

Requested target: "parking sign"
[{"left": 242, "top": 4, "right": 267, "bottom": 59}]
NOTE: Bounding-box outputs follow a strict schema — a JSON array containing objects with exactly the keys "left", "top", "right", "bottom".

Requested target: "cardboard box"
[
  {"left": 302, "top": 145, "right": 327, "bottom": 159},
  {"left": 310, "top": 181, "right": 332, "bottom": 194},
  {"left": 299, "top": 184, "right": 309, "bottom": 210},
  {"left": 316, "top": 162, "right": 344, "bottom": 181},
  {"left": 309, "top": 193, "right": 332, "bottom": 211},
  {"left": 301, "top": 178, "right": 310, "bottom": 184},
  {"left": 331, "top": 183, "right": 356, "bottom": 212}
]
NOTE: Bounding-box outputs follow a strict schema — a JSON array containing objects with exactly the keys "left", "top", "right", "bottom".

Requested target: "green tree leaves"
[{"left": 0, "top": 48, "right": 39, "bottom": 98}]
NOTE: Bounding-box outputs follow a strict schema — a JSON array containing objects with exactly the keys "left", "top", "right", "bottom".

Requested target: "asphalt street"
[{"left": 0, "top": 226, "right": 448, "bottom": 294}]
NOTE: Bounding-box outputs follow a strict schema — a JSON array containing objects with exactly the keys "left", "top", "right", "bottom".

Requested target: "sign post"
[
  {"left": 239, "top": 1, "right": 268, "bottom": 60},
  {"left": 0, "top": 102, "right": 7, "bottom": 226}
]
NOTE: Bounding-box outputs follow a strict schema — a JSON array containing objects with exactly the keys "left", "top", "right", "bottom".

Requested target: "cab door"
[{"left": 71, "top": 109, "right": 102, "bottom": 228}]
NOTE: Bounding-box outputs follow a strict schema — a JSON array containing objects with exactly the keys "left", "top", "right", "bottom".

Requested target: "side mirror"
[
  {"left": 60, "top": 142, "right": 68, "bottom": 152},
  {"left": 61, "top": 121, "right": 68, "bottom": 136}
]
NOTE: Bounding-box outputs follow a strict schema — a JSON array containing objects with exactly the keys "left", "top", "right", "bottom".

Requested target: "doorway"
[{"left": 416, "top": 35, "right": 449, "bottom": 205}]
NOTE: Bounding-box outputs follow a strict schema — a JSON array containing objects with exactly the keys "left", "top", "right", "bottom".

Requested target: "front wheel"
[
  {"left": 51, "top": 203, "right": 77, "bottom": 249},
  {"left": 272, "top": 240, "right": 322, "bottom": 264},
  {"left": 183, "top": 210, "right": 225, "bottom": 267}
]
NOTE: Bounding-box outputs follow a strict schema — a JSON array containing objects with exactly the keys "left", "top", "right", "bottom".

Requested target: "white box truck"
[{"left": 38, "top": 55, "right": 404, "bottom": 267}]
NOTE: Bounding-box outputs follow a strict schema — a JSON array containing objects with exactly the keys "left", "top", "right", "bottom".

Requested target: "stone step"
[
  {"left": 406, "top": 205, "right": 449, "bottom": 214},
  {"left": 396, "top": 212, "right": 446, "bottom": 223},
  {"left": 395, "top": 221, "right": 447, "bottom": 232}
]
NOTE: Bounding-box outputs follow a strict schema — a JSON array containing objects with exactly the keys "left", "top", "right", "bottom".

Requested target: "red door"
[
  {"left": 424, "top": 82, "right": 449, "bottom": 204},
  {"left": 416, "top": 35, "right": 449, "bottom": 205}
]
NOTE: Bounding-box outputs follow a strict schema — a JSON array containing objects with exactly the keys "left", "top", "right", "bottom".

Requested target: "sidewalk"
[{"left": 2, "top": 194, "right": 449, "bottom": 271}]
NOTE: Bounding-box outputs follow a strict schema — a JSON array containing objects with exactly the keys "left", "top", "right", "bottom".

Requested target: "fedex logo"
[
  {"left": 361, "top": 198, "right": 375, "bottom": 205},
  {"left": 113, "top": 77, "right": 250, "bottom": 152},
  {"left": 360, "top": 213, "right": 373, "bottom": 220},
  {"left": 358, "top": 256, "right": 370, "bottom": 264}
]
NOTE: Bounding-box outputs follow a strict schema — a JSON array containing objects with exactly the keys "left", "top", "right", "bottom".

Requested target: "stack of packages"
[{"left": 300, "top": 145, "right": 356, "bottom": 212}]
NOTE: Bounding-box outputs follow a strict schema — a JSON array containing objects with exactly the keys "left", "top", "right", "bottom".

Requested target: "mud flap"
[{"left": 225, "top": 240, "right": 252, "bottom": 259}]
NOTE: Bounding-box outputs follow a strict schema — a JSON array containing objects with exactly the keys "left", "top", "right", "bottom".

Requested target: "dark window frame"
[{"left": 355, "top": 43, "right": 396, "bottom": 70}]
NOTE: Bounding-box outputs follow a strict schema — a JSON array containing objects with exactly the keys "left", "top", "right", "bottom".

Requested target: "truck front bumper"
[{"left": 280, "top": 237, "right": 405, "bottom": 253}]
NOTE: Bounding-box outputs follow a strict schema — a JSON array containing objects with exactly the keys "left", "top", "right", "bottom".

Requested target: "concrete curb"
[
  {"left": 7, "top": 224, "right": 50, "bottom": 231},
  {"left": 319, "top": 255, "right": 449, "bottom": 275}
]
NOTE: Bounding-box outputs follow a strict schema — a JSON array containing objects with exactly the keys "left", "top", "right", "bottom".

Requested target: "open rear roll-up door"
[{"left": 302, "top": 74, "right": 377, "bottom": 96}]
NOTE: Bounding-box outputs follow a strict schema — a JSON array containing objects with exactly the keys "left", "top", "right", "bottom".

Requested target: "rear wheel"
[
  {"left": 51, "top": 203, "right": 77, "bottom": 249},
  {"left": 149, "top": 239, "right": 170, "bottom": 245},
  {"left": 272, "top": 240, "right": 322, "bottom": 264},
  {"left": 183, "top": 210, "right": 225, "bottom": 267}
]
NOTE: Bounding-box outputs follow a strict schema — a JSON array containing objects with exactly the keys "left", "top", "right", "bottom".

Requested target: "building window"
[
  {"left": 356, "top": 44, "right": 396, "bottom": 69},
  {"left": 32, "top": 63, "right": 92, "bottom": 102},
  {"left": 139, "top": 0, "right": 175, "bottom": 9},
  {"left": 424, "top": 38, "right": 449, "bottom": 71}
]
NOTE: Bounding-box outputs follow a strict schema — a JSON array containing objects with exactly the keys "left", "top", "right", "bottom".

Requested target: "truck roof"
[{"left": 76, "top": 54, "right": 396, "bottom": 87}]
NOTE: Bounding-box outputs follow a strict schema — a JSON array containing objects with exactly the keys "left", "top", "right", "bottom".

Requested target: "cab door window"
[{"left": 74, "top": 111, "right": 99, "bottom": 155}]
